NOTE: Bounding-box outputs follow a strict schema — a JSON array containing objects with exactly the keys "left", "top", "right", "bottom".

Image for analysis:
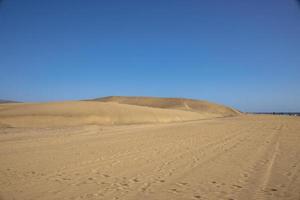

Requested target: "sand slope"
[
  {"left": 0, "top": 101, "right": 217, "bottom": 128},
  {"left": 93, "top": 96, "right": 240, "bottom": 116},
  {"left": 0, "top": 115, "right": 299, "bottom": 200}
]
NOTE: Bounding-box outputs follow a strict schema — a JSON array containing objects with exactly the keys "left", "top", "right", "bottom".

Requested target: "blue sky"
[{"left": 0, "top": 0, "right": 299, "bottom": 112}]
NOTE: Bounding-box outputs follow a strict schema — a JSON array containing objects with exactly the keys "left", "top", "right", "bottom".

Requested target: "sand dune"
[
  {"left": 93, "top": 96, "right": 240, "bottom": 116},
  {"left": 0, "top": 101, "right": 219, "bottom": 128},
  {"left": 0, "top": 115, "right": 299, "bottom": 200},
  {"left": 1, "top": 98, "right": 299, "bottom": 200}
]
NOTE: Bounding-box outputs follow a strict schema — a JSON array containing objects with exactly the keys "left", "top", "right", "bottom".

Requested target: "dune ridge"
[
  {"left": 0, "top": 97, "right": 240, "bottom": 128},
  {"left": 0, "top": 101, "right": 221, "bottom": 128},
  {"left": 92, "top": 96, "right": 240, "bottom": 116}
]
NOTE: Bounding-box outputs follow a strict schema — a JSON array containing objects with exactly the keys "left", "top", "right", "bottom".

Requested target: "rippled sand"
[{"left": 1, "top": 114, "right": 299, "bottom": 200}]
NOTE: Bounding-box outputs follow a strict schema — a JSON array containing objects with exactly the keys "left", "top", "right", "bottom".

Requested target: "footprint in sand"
[
  {"left": 170, "top": 188, "right": 179, "bottom": 193},
  {"left": 179, "top": 182, "right": 188, "bottom": 186},
  {"left": 232, "top": 184, "right": 243, "bottom": 189},
  {"left": 132, "top": 178, "right": 139, "bottom": 183}
]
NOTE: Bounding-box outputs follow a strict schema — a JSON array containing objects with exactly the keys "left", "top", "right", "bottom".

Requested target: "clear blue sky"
[{"left": 0, "top": 0, "right": 299, "bottom": 112}]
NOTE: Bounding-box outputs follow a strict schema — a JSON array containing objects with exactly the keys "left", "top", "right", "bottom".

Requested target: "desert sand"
[
  {"left": 0, "top": 98, "right": 299, "bottom": 200},
  {"left": 0, "top": 101, "right": 208, "bottom": 128}
]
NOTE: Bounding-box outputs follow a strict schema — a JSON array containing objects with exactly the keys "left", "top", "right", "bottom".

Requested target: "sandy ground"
[
  {"left": 0, "top": 115, "right": 299, "bottom": 200},
  {"left": 0, "top": 101, "right": 221, "bottom": 128}
]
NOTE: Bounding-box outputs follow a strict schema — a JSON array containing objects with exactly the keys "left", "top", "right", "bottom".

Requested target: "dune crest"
[
  {"left": 0, "top": 97, "right": 240, "bottom": 128},
  {"left": 92, "top": 96, "right": 240, "bottom": 116},
  {"left": 0, "top": 101, "right": 220, "bottom": 128}
]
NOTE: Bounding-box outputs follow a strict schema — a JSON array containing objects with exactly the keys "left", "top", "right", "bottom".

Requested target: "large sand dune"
[
  {"left": 92, "top": 96, "right": 240, "bottom": 116},
  {"left": 0, "top": 115, "right": 300, "bottom": 200},
  {"left": 0, "top": 100, "right": 219, "bottom": 128}
]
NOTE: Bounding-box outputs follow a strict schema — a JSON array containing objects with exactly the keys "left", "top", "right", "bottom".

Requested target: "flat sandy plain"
[{"left": 0, "top": 98, "right": 300, "bottom": 200}]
